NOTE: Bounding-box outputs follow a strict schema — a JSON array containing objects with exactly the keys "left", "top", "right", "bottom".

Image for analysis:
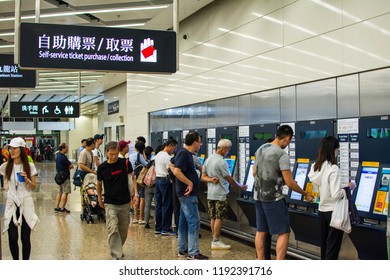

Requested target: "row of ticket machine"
[
  {"left": 151, "top": 116, "right": 390, "bottom": 259},
  {"left": 238, "top": 159, "right": 389, "bottom": 260}
]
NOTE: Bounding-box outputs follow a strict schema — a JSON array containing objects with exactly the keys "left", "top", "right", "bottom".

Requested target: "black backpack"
[{"left": 133, "top": 153, "right": 144, "bottom": 178}]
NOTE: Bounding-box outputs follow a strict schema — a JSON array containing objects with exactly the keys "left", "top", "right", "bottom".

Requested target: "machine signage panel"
[
  {"left": 0, "top": 54, "right": 36, "bottom": 88},
  {"left": 19, "top": 22, "right": 176, "bottom": 73},
  {"left": 10, "top": 102, "right": 80, "bottom": 118}
]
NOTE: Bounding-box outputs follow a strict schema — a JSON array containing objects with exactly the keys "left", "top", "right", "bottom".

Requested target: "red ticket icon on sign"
[
  {"left": 142, "top": 45, "right": 155, "bottom": 59},
  {"left": 140, "top": 38, "right": 157, "bottom": 62}
]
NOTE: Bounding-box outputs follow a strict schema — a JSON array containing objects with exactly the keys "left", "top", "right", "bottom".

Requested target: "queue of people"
[{"left": 0, "top": 126, "right": 355, "bottom": 260}]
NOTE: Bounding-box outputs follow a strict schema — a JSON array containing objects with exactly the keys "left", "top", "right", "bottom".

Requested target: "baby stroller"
[{"left": 80, "top": 173, "right": 106, "bottom": 224}]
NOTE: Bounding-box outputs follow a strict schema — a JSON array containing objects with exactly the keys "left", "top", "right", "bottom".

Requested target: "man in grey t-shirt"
[
  {"left": 253, "top": 125, "right": 312, "bottom": 260},
  {"left": 202, "top": 139, "right": 247, "bottom": 250}
]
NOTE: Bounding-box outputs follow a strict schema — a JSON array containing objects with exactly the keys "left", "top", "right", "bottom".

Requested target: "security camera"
[{"left": 183, "top": 33, "right": 189, "bottom": 40}]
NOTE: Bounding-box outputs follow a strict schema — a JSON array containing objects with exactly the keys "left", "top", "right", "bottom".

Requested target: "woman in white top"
[
  {"left": 308, "top": 136, "right": 354, "bottom": 260},
  {"left": 0, "top": 137, "right": 38, "bottom": 260}
]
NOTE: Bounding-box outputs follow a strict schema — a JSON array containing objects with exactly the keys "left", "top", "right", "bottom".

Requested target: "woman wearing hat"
[{"left": 0, "top": 137, "right": 38, "bottom": 260}]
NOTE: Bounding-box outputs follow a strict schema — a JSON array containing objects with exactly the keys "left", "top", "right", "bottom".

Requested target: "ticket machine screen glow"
[
  {"left": 244, "top": 160, "right": 255, "bottom": 194},
  {"left": 289, "top": 163, "right": 309, "bottom": 201},
  {"left": 225, "top": 158, "right": 236, "bottom": 176},
  {"left": 355, "top": 167, "right": 379, "bottom": 212}
]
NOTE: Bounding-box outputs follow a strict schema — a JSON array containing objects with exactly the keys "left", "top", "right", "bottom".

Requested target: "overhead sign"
[
  {"left": 10, "top": 102, "right": 80, "bottom": 118},
  {"left": 0, "top": 54, "right": 36, "bottom": 88},
  {"left": 108, "top": 100, "right": 119, "bottom": 115},
  {"left": 19, "top": 22, "right": 176, "bottom": 73}
]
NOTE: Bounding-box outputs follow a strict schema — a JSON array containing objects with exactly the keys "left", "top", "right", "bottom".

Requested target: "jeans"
[
  {"left": 155, "top": 178, "right": 173, "bottom": 232},
  {"left": 144, "top": 186, "right": 155, "bottom": 225},
  {"left": 178, "top": 195, "right": 200, "bottom": 256}
]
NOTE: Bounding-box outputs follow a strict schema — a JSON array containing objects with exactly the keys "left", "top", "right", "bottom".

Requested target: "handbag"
[
  {"left": 330, "top": 192, "right": 351, "bottom": 233},
  {"left": 55, "top": 170, "right": 68, "bottom": 185},
  {"left": 136, "top": 166, "right": 148, "bottom": 186}
]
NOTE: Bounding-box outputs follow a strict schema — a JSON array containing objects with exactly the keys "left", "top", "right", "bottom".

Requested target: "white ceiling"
[{"left": 0, "top": 0, "right": 214, "bottom": 115}]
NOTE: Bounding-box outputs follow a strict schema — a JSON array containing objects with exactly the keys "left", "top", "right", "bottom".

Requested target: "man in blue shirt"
[
  {"left": 174, "top": 131, "right": 208, "bottom": 260},
  {"left": 54, "top": 143, "right": 74, "bottom": 213}
]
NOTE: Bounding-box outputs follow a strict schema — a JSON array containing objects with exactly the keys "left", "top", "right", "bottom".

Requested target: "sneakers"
[
  {"left": 187, "top": 253, "right": 209, "bottom": 260},
  {"left": 58, "top": 208, "right": 70, "bottom": 213},
  {"left": 138, "top": 220, "right": 145, "bottom": 224},
  {"left": 161, "top": 230, "right": 177, "bottom": 236},
  {"left": 54, "top": 207, "right": 61, "bottom": 212},
  {"left": 132, "top": 219, "right": 139, "bottom": 224},
  {"left": 178, "top": 250, "right": 187, "bottom": 258},
  {"left": 154, "top": 230, "right": 161, "bottom": 234},
  {"left": 211, "top": 240, "right": 231, "bottom": 250}
]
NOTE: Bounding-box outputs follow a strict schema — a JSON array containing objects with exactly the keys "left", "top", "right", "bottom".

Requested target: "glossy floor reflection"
[{"left": 0, "top": 161, "right": 255, "bottom": 260}]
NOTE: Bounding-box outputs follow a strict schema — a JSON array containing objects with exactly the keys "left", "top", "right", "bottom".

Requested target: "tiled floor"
[{"left": 0, "top": 161, "right": 255, "bottom": 260}]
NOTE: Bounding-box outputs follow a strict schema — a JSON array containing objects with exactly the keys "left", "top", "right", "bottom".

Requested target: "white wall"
[
  {"left": 102, "top": 83, "right": 128, "bottom": 141},
  {"left": 67, "top": 115, "right": 93, "bottom": 162},
  {"left": 124, "top": 0, "right": 390, "bottom": 141}
]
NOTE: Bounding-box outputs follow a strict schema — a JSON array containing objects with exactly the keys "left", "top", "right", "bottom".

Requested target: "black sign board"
[
  {"left": 10, "top": 102, "right": 80, "bottom": 118},
  {"left": 0, "top": 54, "right": 36, "bottom": 88},
  {"left": 19, "top": 22, "right": 176, "bottom": 73},
  {"left": 108, "top": 100, "right": 119, "bottom": 115}
]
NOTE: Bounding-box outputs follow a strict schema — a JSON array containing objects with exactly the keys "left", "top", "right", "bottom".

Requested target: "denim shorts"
[
  {"left": 137, "top": 184, "right": 145, "bottom": 198},
  {"left": 255, "top": 199, "right": 290, "bottom": 235}
]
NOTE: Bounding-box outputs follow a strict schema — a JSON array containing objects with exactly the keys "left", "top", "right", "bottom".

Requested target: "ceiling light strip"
[{"left": 0, "top": 5, "right": 169, "bottom": 22}]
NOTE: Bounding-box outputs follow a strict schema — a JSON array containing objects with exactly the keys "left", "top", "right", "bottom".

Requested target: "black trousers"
[
  {"left": 8, "top": 207, "right": 32, "bottom": 260},
  {"left": 319, "top": 211, "right": 344, "bottom": 260}
]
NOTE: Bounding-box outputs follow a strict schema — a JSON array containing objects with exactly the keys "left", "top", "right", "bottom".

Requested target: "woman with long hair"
[
  {"left": 0, "top": 137, "right": 38, "bottom": 260},
  {"left": 308, "top": 136, "right": 354, "bottom": 260}
]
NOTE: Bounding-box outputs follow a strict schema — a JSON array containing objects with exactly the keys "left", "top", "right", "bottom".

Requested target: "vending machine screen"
[
  {"left": 289, "top": 163, "right": 310, "bottom": 201},
  {"left": 244, "top": 160, "right": 255, "bottom": 194},
  {"left": 355, "top": 167, "right": 379, "bottom": 212},
  {"left": 225, "top": 158, "right": 236, "bottom": 175}
]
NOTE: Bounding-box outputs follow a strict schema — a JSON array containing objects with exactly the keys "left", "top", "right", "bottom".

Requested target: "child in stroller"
[{"left": 80, "top": 173, "right": 105, "bottom": 223}]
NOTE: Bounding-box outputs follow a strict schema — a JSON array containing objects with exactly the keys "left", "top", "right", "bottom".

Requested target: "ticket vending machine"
[
  {"left": 285, "top": 159, "right": 320, "bottom": 246},
  {"left": 193, "top": 128, "right": 207, "bottom": 157},
  {"left": 150, "top": 131, "right": 163, "bottom": 151},
  {"left": 349, "top": 162, "right": 388, "bottom": 259},
  {"left": 249, "top": 123, "right": 278, "bottom": 156},
  {"left": 295, "top": 119, "right": 335, "bottom": 160},
  {"left": 359, "top": 116, "right": 390, "bottom": 163},
  {"left": 167, "top": 130, "right": 182, "bottom": 146},
  {"left": 236, "top": 158, "right": 257, "bottom": 227},
  {"left": 216, "top": 126, "right": 238, "bottom": 158}
]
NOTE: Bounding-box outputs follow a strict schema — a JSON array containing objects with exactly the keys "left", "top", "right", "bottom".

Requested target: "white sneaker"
[{"left": 211, "top": 240, "right": 231, "bottom": 250}]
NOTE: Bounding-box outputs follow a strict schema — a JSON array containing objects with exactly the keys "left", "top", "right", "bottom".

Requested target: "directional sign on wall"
[
  {"left": 10, "top": 102, "right": 80, "bottom": 118},
  {"left": 19, "top": 22, "right": 176, "bottom": 73}
]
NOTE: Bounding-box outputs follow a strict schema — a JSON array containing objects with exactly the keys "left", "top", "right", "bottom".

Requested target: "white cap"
[{"left": 6, "top": 137, "right": 26, "bottom": 148}]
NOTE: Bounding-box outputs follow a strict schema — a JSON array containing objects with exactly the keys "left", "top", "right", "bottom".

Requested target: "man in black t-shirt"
[{"left": 97, "top": 141, "right": 136, "bottom": 260}]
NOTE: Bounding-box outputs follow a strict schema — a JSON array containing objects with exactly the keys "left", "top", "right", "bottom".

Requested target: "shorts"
[
  {"left": 137, "top": 184, "right": 145, "bottom": 198},
  {"left": 59, "top": 179, "right": 71, "bottom": 194},
  {"left": 255, "top": 198, "right": 290, "bottom": 235},
  {"left": 128, "top": 176, "right": 135, "bottom": 196},
  {"left": 207, "top": 200, "right": 228, "bottom": 220}
]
